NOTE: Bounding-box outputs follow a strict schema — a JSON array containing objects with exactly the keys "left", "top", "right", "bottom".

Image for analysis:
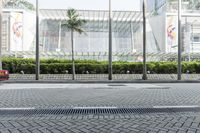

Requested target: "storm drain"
[
  {"left": 0, "top": 107, "right": 200, "bottom": 116},
  {"left": 108, "top": 84, "right": 126, "bottom": 87},
  {"left": 143, "top": 87, "right": 170, "bottom": 89}
]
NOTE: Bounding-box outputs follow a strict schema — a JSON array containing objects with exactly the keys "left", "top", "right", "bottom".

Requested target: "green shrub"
[
  {"left": 21, "top": 64, "right": 35, "bottom": 74},
  {"left": 40, "top": 63, "right": 71, "bottom": 74},
  {"left": 2, "top": 57, "right": 200, "bottom": 74},
  {"left": 155, "top": 62, "right": 177, "bottom": 74}
]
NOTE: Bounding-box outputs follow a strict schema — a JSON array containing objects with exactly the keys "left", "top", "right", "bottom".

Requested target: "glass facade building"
[
  {"left": 1, "top": 0, "right": 200, "bottom": 61},
  {"left": 1, "top": 9, "right": 160, "bottom": 61},
  {"left": 39, "top": 10, "right": 145, "bottom": 53}
]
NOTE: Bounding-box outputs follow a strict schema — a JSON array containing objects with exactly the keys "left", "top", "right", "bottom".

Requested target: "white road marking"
[
  {"left": 153, "top": 105, "right": 199, "bottom": 108},
  {"left": 0, "top": 84, "right": 166, "bottom": 90},
  {"left": 0, "top": 107, "right": 35, "bottom": 110},
  {"left": 73, "top": 107, "right": 118, "bottom": 109}
]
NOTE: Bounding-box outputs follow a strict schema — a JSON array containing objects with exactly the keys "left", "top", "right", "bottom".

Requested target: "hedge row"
[{"left": 2, "top": 58, "right": 200, "bottom": 74}]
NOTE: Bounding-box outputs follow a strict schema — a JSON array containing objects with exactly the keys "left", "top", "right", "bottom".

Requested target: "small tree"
[
  {"left": 62, "top": 9, "right": 86, "bottom": 80},
  {"left": 3, "top": 0, "right": 35, "bottom": 10},
  {"left": 187, "top": 0, "right": 200, "bottom": 10}
]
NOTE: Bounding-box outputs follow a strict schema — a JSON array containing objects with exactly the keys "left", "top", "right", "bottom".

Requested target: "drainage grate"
[
  {"left": 143, "top": 87, "right": 170, "bottom": 90},
  {"left": 108, "top": 84, "right": 126, "bottom": 87},
  {"left": 0, "top": 107, "right": 200, "bottom": 116}
]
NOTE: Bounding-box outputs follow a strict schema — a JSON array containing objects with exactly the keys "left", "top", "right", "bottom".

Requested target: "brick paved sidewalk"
[
  {"left": 0, "top": 112, "right": 200, "bottom": 133},
  {"left": 0, "top": 83, "right": 199, "bottom": 133},
  {"left": 0, "top": 83, "right": 199, "bottom": 108}
]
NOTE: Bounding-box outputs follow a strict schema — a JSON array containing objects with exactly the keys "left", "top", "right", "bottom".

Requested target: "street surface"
[{"left": 0, "top": 83, "right": 200, "bottom": 132}]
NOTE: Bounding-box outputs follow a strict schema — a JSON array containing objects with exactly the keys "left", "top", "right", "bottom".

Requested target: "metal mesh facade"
[
  {"left": 39, "top": 10, "right": 145, "bottom": 53},
  {"left": 2, "top": 8, "right": 200, "bottom": 61}
]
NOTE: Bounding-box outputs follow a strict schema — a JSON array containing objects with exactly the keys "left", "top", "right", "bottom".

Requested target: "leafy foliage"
[
  {"left": 183, "top": 0, "right": 200, "bottom": 10},
  {"left": 61, "top": 8, "right": 87, "bottom": 79},
  {"left": 2, "top": 58, "right": 200, "bottom": 74},
  {"left": 61, "top": 9, "right": 86, "bottom": 34},
  {"left": 3, "top": 0, "right": 35, "bottom": 10}
]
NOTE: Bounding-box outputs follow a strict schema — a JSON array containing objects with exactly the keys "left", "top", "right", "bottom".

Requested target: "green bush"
[
  {"left": 2, "top": 57, "right": 200, "bottom": 74},
  {"left": 21, "top": 64, "right": 35, "bottom": 74},
  {"left": 154, "top": 62, "right": 177, "bottom": 74}
]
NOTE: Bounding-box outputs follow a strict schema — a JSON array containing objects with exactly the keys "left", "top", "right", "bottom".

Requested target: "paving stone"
[
  {"left": 157, "top": 130, "right": 168, "bottom": 133},
  {"left": 8, "top": 74, "right": 200, "bottom": 81},
  {"left": 0, "top": 83, "right": 200, "bottom": 132},
  {"left": 0, "top": 130, "right": 11, "bottom": 133}
]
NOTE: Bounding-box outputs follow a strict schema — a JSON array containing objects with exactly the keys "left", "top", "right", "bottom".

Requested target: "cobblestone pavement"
[
  {"left": 1, "top": 113, "right": 200, "bottom": 132},
  {"left": 0, "top": 83, "right": 199, "bottom": 108},
  {"left": 0, "top": 83, "right": 200, "bottom": 132},
  {"left": 8, "top": 74, "right": 200, "bottom": 80}
]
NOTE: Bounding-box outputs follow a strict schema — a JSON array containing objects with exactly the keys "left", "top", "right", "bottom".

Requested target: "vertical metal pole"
[
  {"left": 142, "top": 0, "right": 147, "bottom": 80},
  {"left": 36, "top": 0, "right": 40, "bottom": 80},
  {"left": 177, "top": 0, "right": 182, "bottom": 80},
  {"left": 108, "top": 0, "right": 112, "bottom": 80},
  {"left": 0, "top": 0, "right": 2, "bottom": 70}
]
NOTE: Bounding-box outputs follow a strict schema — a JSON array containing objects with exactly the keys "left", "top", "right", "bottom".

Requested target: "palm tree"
[
  {"left": 186, "top": 0, "right": 200, "bottom": 10},
  {"left": 169, "top": 0, "right": 200, "bottom": 10},
  {"left": 3, "top": 0, "right": 35, "bottom": 10},
  {"left": 62, "top": 9, "right": 86, "bottom": 80}
]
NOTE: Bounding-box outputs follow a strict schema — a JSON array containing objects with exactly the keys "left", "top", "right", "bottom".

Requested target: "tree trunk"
[{"left": 71, "top": 29, "right": 75, "bottom": 80}]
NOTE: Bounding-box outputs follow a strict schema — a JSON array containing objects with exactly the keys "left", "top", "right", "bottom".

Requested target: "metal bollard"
[
  {"left": 126, "top": 70, "right": 130, "bottom": 74},
  {"left": 20, "top": 70, "right": 24, "bottom": 75}
]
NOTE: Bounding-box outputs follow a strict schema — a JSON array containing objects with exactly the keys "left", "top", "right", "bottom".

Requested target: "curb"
[{"left": 1, "top": 80, "right": 200, "bottom": 84}]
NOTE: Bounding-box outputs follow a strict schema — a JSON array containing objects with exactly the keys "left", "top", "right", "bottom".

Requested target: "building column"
[{"left": 57, "top": 20, "right": 62, "bottom": 51}]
